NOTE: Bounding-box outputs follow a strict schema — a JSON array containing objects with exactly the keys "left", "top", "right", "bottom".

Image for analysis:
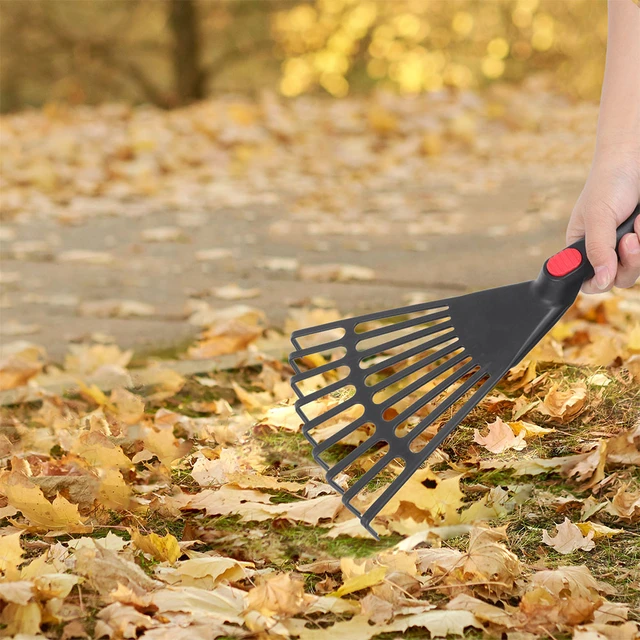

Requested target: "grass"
[{"left": 6, "top": 351, "right": 638, "bottom": 640}]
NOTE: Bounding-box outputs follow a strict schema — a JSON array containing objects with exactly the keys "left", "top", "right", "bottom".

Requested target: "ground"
[{"left": 0, "top": 88, "right": 639, "bottom": 639}]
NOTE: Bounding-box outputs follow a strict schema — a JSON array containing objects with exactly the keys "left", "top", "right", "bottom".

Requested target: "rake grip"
[{"left": 536, "top": 203, "right": 640, "bottom": 304}]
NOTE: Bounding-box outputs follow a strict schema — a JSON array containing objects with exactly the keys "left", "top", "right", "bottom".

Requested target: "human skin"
[{"left": 566, "top": 0, "right": 640, "bottom": 292}]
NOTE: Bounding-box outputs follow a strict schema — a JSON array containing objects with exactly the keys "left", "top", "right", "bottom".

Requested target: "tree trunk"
[{"left": 169, "top": 0, "right": 205, "bottom": 104}]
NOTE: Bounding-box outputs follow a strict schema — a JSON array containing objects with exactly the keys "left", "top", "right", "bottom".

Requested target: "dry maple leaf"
[
  {"left": 74, "top": 542, "right": 162, "bottom": 597},
  {"left": 131, "top": 530, "right": 181, "bottom": 564},
  {"left": 608, "top": 484, "right": 640, "bottom": 522},
  {"left": 184, "top": 485, "right": 342, "bottom": 525},
  {"left": 94, "top": 602, "right": 158, "bottom": 639},
  {"left": 109, "top": 387, "right": 145, "bottom": 425},
  {"left": 0, "top": 531, "right": 24, "bottom": 580},
  {"left": 289, "top": 610, "right": 481, "bottom": 640},
  {"left": 520, "top": 565, "right": 614, "bottom": 629},
  {"left": 150, "top": 584, "right": 246, "bottom": 625},
  {"left": 537, "top": 383, "right": 587, "bottom": 422},
  {"left": 246, "top": 572, "right": 306, "bottom": 618},
  {"left": 445, "top": 593, "right": 518, "bottom": 629},
  {"left": 0, "top": 345, "right": 45, "bottom": 390},
  {"left": 379, "top": 468, "right": 464, "bottom": 525},
  {"left": 474, "top": 417, "right": 527, "bottom": 453},
  {"left": 459, "top": 525, "right": 523, "bottom": 596},
  {"left": 3, "top": 471, "right": 89, "bottom": 532},
  {"left": 71, "top": 430, "right": 133, "bottom": 470},
  {"left": 156, "top": 556, "right": 252, "bottom": 589},
  {"left": 542, "top": 517, "right": 595, "bottom": 554},
  {"left": 605, "top": 420, "right": 640, "bottom": 466}
]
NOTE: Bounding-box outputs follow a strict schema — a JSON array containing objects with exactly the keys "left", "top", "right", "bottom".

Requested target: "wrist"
[{"left": 593, "top": 135, "right": 640, "bottom": 172}]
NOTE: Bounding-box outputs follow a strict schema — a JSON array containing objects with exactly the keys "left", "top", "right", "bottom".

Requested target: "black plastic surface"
[{"left": 289, "top": 204, "right": 640, "bottom": 539}]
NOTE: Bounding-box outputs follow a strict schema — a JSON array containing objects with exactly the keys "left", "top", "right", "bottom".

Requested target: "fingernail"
[
  {"left": 628, "top": 235, "right": 640, "bottom": 255},
  {"left": 594, "top": 266, "right": 611, "bottom": 290}
]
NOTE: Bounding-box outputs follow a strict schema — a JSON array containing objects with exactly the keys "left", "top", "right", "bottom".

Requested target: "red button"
[{"left": 546, "top": 248, "right": 583, "bottom": 277}]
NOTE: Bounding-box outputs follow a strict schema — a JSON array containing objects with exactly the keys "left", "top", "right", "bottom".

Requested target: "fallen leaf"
[
  {"left": 474, "top": 417, "right": 527, "bottom": 453},
  {"left": 246, "top": 572, "right": 306, "bottom": 617},
  {"left": 212, "top": 284, "right": 261, "bottom": 300},
  {"left": 3, "top": 471, "right": 88, "bottom": 531},
  {"left": 542, "top": 518, "right": 595, "bottom": 554},
  {"left": 537, "top": 383, "right": 587, "bottom": 422},
  {"left": 131, "top": 531, "right": 181, "bottom": 563}
]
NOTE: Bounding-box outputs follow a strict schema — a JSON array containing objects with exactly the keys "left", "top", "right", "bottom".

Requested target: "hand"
[{"left": 566, "top": 144, "right": 640, "bottom": 293}]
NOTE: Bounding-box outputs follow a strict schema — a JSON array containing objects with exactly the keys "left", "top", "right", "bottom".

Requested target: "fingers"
[
  {"left": 581, "top": 203, "right": 620, "bottom": 294},
  {"left": 614, "top": 232, "right": 640, "bottom": 289}
]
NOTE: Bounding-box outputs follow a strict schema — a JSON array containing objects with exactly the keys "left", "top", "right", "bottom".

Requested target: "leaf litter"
[{"left": 0, "top": 282, "right": 638, "bottom": 639}]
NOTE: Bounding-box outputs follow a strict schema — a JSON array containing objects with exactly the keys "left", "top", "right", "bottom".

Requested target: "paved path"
[
  {"left": 1, "top": 176, "right": 584, "bottom": 362},
  {"left": 0, "top": 90, "right": 596, "bottom": 362}
]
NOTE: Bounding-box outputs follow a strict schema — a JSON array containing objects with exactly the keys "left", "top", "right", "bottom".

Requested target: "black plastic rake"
[{"left": 289, "top": 205, "right": 640, "bottom": 539}]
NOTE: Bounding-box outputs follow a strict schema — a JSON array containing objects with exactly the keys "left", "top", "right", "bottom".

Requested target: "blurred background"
[
  {"left": 1, "top": 0, "right": 608, "bottom": 111},
  {"left": 0, "top": 0, "right": 612, "bottom": 361}
]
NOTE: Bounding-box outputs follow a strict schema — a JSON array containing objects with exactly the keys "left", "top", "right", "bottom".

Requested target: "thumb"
[{"left": 583, "top": 204, "right": 619, "bottom": 292}]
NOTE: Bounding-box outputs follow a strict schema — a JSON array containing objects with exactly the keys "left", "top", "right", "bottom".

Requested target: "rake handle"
[{"left": 535, "top": 203, "right": 640, "bottom": 303}]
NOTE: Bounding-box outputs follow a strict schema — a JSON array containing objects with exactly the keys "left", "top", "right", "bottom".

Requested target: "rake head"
[
  {"left": 290, "top": 282, "right": 574, "bottom": 538},
  {"left": 289, "top": 205, "right": 639, "bottom": 538}
]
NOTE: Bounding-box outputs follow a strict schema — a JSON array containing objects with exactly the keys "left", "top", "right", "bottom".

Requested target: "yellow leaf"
[
  {"left": 508, "top": 420, "right": 555, "bottom": 438},
  {"left": 576, "top": 521, "right": 623, "bottom": 539},
  {"left": 421, "top": 132, "right": 443, "bottom": 157},
  {"left": 628, "top": 323, "right": 640, "bottom": 351},
  {"left": 131, "top": 531, "right": 181, "bottom": 564},
  {"left": 2, "top": 601, "right": 41, "bottom": 636},
  {"left": 110, "top": 387, "right": 145, "bottom": 424},
  {"left": 586, "top": 373, "right": 612, "bottom": 387},
  {"left": 0, "top": 531, "right": 24, "bottom": 580},
  {"left": 247, "top": 572, "right": 306, "bottom": 617},
  {"left": 368, "top": 106, "right": 397, "bottom": 134},
  {"left": 72, "top": 430, "right": 133, "bottom": 470},
  {"left": 98, "top": 468, "right": 131, "bottom": 510},
  {"left": 77, "top": 380, "right": 110, "bottom": 407},
  {"left": 550, "top": 322, "right": 576, "bottom": 342},
  {"left": 379, "top": 468, "right": 464, "bottom": 525},
  {"left": 3, "top": 472, "right": 87, "bottom": 531},
  {"left": 332, "top": 566, "right": 386, "bottom": 598}
]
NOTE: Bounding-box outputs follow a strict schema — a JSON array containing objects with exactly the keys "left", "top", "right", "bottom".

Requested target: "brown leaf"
[
  {"left": 537, "top": 383, "right": 587, "bottom": 422},
  {"left": 246, "top": 572, "right": 306, "bottom": 617}
]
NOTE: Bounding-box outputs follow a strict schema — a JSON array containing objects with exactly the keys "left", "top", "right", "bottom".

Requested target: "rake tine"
[
  {"left": 300, "top": 395, "right": 359, "bottom": 436},
  {"left": 289, "top": 338, "right": 347, "bottom": 361},
  {"left": 389, "top": 360, "right": 476, "bottom": 429},
  {"left": 351, "top": 299, "right": 454, "bottom": 325},
  {"left": 313, "top": 415, "right": 368, "bottom": 456},
  {"left": 289, "top": 355, "right": 301, "bottom": 376},
  {"left": 342, "top": 451, "right": 395, "bottom": 504},
  {"left": 358, "top": 322, "right": 455, "bottom": 361},
  {"left": 360, "top": 465, "right": 415, "bottom": 530},
  {"left": 296, "top": 377, "right": 353, "bottom": 407},
  {"left": 291, "top": 318, "right": 354, "bottom": 338},
  {"left": 291, "top": 355, "right": 348, "bottom": 383},
  {"left": 369, "top": 341, "right": 461, "bottom": 394},
  {"left": 380, "top": 352, "right": 469, "bottom": 413},
  {"left": 359, "top": 370, "right": 491, "bottom": 529},
  {"left": 340, "top": 501, "right": 379, "bottom": 539},
  {"left": 407, "top": 373, "right": 494, "bottom": 451},
  {"left": 356, "top": 310, "right": 450, "bottom": 341},
  {"left": 362, "top": 329, "right": 457, "bottom": 376},
  {"left": 325, "top": 435, "right": 385, "bottom": 481}
]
